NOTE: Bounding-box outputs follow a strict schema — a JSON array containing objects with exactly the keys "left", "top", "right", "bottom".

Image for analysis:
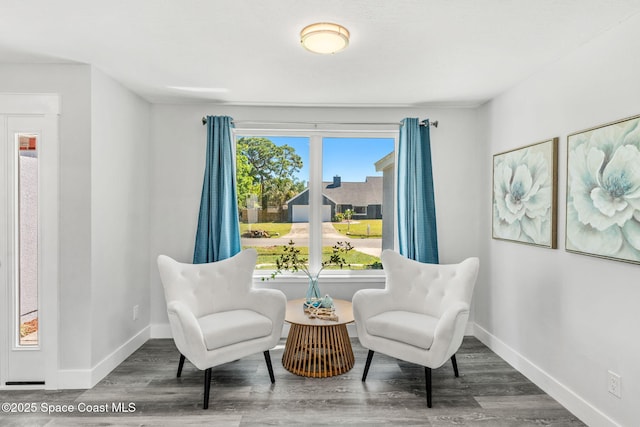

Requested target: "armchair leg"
[
  {"left": 362, "top": 350, "right": 375, "bottom": 382},
  {"left": 451, "top": 354, "right": 459, "bottom": 377},
  {"left": 203, "top": 368, "right": 212, "bottom": 410},
  {"left": 177, "top": 354, "right": 185, "bottom": 378},
  {"left": 263, "top": 350, "right": 275, "bottom": 384},
  {"left": 425, "top": 367, "right": 432, "bottom": 408}
]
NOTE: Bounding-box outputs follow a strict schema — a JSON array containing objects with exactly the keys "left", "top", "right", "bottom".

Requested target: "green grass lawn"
[
  {"left": 239, "top": 222, "right": 292, "bottom": 238},
  {"left": 245, "top": 245, "right": 382, "bottom": 270},
  {"left": 332, "top": 219, "right": 382, "bottom": 238}
]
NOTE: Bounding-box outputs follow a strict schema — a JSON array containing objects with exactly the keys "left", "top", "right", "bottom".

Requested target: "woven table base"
[{"left": 282, "top": 323, "right": 355, "bottom": 378}]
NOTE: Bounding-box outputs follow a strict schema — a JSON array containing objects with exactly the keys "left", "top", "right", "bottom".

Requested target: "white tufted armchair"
[
  {"left": 157, "top": 248, "right": 286, "bottom": 409},
  {"left": 353, "top": 250, "right": 479, "bottom": 408}
]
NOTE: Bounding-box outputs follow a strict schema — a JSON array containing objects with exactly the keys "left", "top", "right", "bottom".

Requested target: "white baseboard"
[
  {"left": 150, "top": 323, "right": 172, "bottom": 339},
  {"left": 57, "top": 368, "right": 93, "bottom": 389},
  {"left": 473, "top": 323, "right": 620, "bottom": 427},
  {"left": 465, "top": 321, "right": 474, "bottom": 336},
  {"left": 58, "top": 326, "right": 150, "bottom": 389}
]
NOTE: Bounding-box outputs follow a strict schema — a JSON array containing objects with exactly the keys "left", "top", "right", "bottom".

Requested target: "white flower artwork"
[
  {"left": 566, "top": 115, "right": 640, "bottom": 264},
  {"left": 493, "top": 139, "right": 558, "bottom": 248}
]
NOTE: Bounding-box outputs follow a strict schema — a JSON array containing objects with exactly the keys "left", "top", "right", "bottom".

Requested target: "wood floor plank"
[{"left": 0, "top": 337, "right": 585, "bottom": 426}]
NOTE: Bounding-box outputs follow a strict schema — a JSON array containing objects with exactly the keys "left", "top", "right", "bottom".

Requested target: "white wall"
[
  {"left": 90, "top": 67, "right": 151, "bottom": 367},
  {"left": 0, "top": 64, "right": 93, "bottom": 371},
  {"left": 149, "top": 105, "right": 485, "bottom": 329},
  {"left": 480, "top": 13, "right": 640, "bottom": 426}
]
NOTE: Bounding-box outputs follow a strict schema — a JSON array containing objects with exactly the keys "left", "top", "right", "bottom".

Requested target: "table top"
[{"left": 285, "top": 298, "right": 354, "bottom": 326}]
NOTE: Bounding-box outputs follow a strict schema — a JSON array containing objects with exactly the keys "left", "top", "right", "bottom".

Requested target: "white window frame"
[{"left": 233, "top": 124, "right": 398, "bottom": 283}]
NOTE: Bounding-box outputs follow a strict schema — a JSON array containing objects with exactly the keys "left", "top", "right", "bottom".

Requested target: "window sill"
[{"left": 254, "top": 271, "right": 384, "bottom": 284}]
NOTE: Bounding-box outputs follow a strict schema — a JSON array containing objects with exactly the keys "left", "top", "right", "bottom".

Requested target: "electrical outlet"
[
  {"left": 608, "top": 371, "right": 621, "bottom": 398},
  {"left": 133, "top": 305, "right": 139, "bottom": 321}
]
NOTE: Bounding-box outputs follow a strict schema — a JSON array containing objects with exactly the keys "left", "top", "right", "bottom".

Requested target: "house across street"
[{"left": 286, "top": 175, "right": 382, "bottom": 223}]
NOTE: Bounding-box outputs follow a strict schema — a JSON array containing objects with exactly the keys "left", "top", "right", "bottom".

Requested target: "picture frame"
[
  {"left": 492, "top": 138, "right": 558, "bottom": 248},
  {"left": 566, "top": 114, "right": 640, "bottom": 264}
]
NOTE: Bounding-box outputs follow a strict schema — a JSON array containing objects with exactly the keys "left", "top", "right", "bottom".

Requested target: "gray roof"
[{"left": 322, "top": 176, "right": 382, "bottom": 206}]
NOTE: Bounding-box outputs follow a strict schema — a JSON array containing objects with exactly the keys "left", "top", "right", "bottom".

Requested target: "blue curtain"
[
  {"left": 397, "top": 118, "right": 439, "bottom": 263},
  {"left": 193, "top": 116, "right": 241, "bottom": 263}
]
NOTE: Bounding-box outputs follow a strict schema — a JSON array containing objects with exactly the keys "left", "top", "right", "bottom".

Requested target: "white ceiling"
[{"left": 1, "top": 0, "right": 640, "bottom": 107}]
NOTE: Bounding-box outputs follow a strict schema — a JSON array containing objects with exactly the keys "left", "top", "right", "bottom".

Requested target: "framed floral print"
[
  {"left": 493, "top": 138, "right": 558, "bottom": 248},
  {"left": 566, "top": 114, "right": 640, "bottom": 264}
]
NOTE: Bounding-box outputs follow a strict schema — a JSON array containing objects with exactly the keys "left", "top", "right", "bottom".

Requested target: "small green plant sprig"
[{"left": 263, "top": 240, "right": 353, "bottom": 280}]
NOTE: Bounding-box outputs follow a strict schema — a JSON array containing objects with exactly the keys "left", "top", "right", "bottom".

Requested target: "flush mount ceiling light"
[{"left": 300, "top": 22, "right": 350, "bottom": 54}]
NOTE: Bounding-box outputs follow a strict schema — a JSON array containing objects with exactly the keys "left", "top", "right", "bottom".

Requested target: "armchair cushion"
[
  {"left": 366, "top": 311, "right": 438, "bottom": 350},
  {"left": 198, "top": 309, "right": 273, "bottom": 351}
]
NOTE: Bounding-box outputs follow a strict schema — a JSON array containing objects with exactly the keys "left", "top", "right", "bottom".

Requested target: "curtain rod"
[{"left": 200, "top": 117, "right": 438, "bottom": 128}]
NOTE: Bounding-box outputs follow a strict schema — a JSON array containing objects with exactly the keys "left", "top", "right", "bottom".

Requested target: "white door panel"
[{"left": 0, "top": 94, "right": 59, "bottom": 389}]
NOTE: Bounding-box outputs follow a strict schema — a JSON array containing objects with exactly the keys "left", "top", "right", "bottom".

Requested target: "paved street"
[{"left": 241, "top": 222, "right": 382, "bottom": 257}]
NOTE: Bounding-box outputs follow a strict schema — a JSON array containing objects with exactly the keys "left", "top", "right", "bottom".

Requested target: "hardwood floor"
[{"left": 0, "top": 337, "right": 584, "bottom": 426}]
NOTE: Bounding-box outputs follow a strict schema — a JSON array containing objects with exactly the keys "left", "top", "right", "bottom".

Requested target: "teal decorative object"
[
  {"left": 305, "top": 276, "right": 322, "bottom": 306},
  {"left": 320, "top": 294, "right": 334, "bottom": 309}
]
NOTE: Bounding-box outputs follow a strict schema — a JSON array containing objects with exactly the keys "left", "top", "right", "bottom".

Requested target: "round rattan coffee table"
[{"left": 282, "top": 298, "right": 355, "bottom": 378}]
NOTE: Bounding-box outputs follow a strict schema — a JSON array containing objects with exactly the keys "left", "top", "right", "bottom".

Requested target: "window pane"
[
  {"left": 236, "top": 136, "right": 309, "bottom": 270},
  {"left": 17, "top": 133, "right": 39, "bottom": 346},
  {"left": 322, "top": 137, "right": 394, "bottom": 270}
]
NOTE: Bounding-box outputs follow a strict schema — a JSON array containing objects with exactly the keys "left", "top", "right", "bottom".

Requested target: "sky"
[{"left": 263, "top": 136, "right": 395, "bottom": 183}]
